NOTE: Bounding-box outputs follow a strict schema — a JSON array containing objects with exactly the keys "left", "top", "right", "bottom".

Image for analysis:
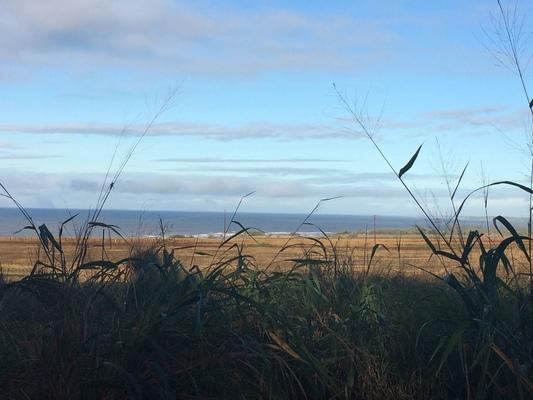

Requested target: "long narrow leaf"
[
  {"left": 416, "top": 226, "right": 437, "bottom": 254},
  {"left": 451, "top": 162, "right": 469, "bottom": 200},
  {"left": 399, "top": 144, "right": 423, "bottom": 178},
  {"left": 493, "top": 215, "right": 530, "bottom": 262},
  {"left": 38, "top": 224, "right": 62, "bottom": 252}
]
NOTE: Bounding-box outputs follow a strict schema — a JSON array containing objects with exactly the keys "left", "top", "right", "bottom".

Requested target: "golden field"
[{"left": 1, "top": 232, "right": 529, "bottom": 280}]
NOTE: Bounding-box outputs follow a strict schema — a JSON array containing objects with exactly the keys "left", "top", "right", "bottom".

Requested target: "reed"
[{"left": 1, "top": 1, "right": 532, "bottom": 398}]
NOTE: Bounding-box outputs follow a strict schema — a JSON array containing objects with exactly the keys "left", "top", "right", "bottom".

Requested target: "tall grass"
[
  {"left": 330, "top": 1, "right": 533, "bottom": 397},
  {"left": 0, "top": 237, "right": 461, "bottom": 399},
  {"left": 1, "top": 227, "right": 531, "bottom": 399},
  {"left": 1, "top": 1, "right": 533, "bottom": 398}
]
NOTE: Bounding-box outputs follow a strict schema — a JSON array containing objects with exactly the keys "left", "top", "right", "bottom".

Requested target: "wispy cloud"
[
  {"left": 0, "top": 0, "right": 399, "bottom": 76},
  {"left": 0, "top": 140, "right": 21, "bottom": 149},
  {"left": 189, "top": 166, "right": 346, "bottom": 176},
  {"left": 0, "top": 168, "right": 528, "bottom": 217},
  {"left": 68, "top": 174, "right": 411, "bottom": 199},
  {"left": 154, "top": 157, "right": 347, "bottom": 163},
  {"left": 0, "top": 169, "right": 433, "bottom": 200},
  {"left": 0, "top": 104, "right": 524, "bottom": 142},
  {"left": 170, "top": 166, "right": 444, "bottom": 183},
  {"left": 374, "top": 105, "right": 526, "bottom": 136},
  {"left": 422, "top": 105, "right": 526, "bottom": 133},
  {"left": 0, "top": 121, "right": 349, "bottom": 141},
  {"left": 0, "top": 140, "right": 60, "bottom": 160},
  {"left": 423, "top": 106, "right": 504, "bottom": 119},
  {"left": 0, "top": 154, "right": 60, "bottom": 160}
]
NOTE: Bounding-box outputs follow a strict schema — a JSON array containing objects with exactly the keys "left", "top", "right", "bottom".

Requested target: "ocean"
[{"left": 0, "top": 208, "right": 524, "bottom": 238}]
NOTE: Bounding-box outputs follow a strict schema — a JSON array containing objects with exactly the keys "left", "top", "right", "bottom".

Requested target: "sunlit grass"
[{"left": 0, "top": 223, "right": 532, "bottom": 398}]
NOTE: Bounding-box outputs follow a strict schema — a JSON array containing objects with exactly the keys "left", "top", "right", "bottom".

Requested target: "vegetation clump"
[
  {"left": 0, "top": 223, "right": 532, "bottom": 399},
  {"left": 1, "top": 1, "right": 533, "bottom": 398}
]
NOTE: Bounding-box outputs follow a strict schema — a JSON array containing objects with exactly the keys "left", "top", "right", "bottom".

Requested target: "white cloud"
[
  {"left": 0, "top": 169, "right": 422, "bottom": 199},
  {"left": 154, "top": 157, "right": 346, "bottom": 163},
  {"left": 0, "top": 103, "right": 524, "bottom": 142},
  {"left": 0, "top": 121, "right": 350, "bottom": 140},
  {"left": 0, "top": 167, "right": 529, "bottom": 217},
  {"left": 0, "top": 0, "right": 400, "bottom": 76},
  {"left": 362, "top": 105, "right": 527, "bottom": 137},
  {"left": 0, "top": 101, "right": 526, "bottom": 148},
  {"left": 0, "top": 154, "right": 59, "bottom": 160},
  {"left": 421, "top": 105, "right": 526, "bottom": 132}
]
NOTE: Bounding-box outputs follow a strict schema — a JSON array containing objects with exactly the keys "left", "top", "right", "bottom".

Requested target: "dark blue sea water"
[
  {"left": 0, "top": 207, "right": 429, "bottom": 237},
  {"left": 0, "top": 208, "right": 524, "bottom": 237}
]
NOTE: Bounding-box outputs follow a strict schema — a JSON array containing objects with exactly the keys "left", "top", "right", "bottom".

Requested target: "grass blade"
[{"left": 399, "top": 144, "right": 423, "bottom": 178}]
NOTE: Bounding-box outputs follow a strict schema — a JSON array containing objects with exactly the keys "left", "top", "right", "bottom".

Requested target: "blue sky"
[{"left": 1, "top": 0, "right": 533, "bottom": 217}]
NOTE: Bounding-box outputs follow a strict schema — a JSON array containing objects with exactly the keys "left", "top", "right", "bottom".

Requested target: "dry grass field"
[
  {"left": 2, "top": 226, "right": 533, "bottom": 398},
  {"left": 0, "top": 233, "right": 431, "bottom": 279},
  {"left": 2, "top": 231, "right": 529, "bottom": 280}
]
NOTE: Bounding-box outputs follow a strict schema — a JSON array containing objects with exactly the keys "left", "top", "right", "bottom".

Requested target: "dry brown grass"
[{"left": 2, "top": 232, "right": 529, "bottom": 280}]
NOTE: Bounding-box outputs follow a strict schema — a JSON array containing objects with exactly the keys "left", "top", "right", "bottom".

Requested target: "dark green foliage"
[
  {"left": 398, "top": 144, "right": 423, "bottom": 178},
  {"left": 0, "top": 232, "right": 531, "bottom": 399},
  {"left": 1, "top": 2, "right": 532, "bottom": 396}
]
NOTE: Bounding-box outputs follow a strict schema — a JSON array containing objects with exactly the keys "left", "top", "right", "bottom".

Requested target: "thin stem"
[
  {"left": 496, "top": 0, "right": 533, "bottom": 288},
  {"left": 333, "top": 84, "right": 457, "bottom": 256}
]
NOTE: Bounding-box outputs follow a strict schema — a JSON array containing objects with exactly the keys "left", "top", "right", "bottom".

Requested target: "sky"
[{"left": 1, "top": 0, "right": 533, "bottom": 218}]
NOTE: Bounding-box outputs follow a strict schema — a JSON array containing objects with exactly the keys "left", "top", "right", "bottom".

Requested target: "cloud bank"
[{"left": 1, "top": 0, "right": 398, "bottom": 76}]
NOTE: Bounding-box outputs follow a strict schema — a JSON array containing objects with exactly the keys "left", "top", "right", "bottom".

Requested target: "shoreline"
[
  {"left": 0, "top": 227, "right": 441, "bottom": 240},
  {"left": 0, "top": 207, "right": 524, "bottom": 238}
]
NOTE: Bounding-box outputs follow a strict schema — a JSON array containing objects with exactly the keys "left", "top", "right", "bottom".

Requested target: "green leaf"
[
  {"left": 416, "top": 225, "right": 437, "bottom": 254},
  {"left": 368, "top": 243, "right": 389, "bottom": 267},
  {"left": 451, "top": 162, "right": 469, "bottom": 200},
  {"left": 38, "top": 224, "right": 62, "bottom": 252},
  {"left": 59, "top": 213, "right": 78, "bottom": 238},
  {"left": 460, "top": 230, "right": 481, "bottom": 265},
  {"left": 399, "top": 144, "right": 422, "bottom": 178},
  {"left": 88, "top": 221, "right": 125, "bottom": 239},
  {"left": 435, "top": 322, "right": 468, "bottom": 375},
  {"left": 493, "top": 215, "right": 530, "bottom": 262},
  {"left": 79, "top": 260, "right": 120, "bottom": 270}
]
